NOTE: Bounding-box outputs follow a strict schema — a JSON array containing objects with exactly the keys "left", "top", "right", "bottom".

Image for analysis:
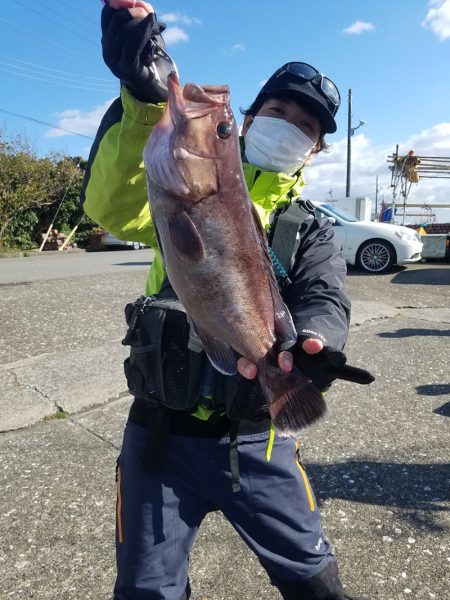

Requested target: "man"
[{"left": 82, "top": 1, "right": 356, "bottom": 598}]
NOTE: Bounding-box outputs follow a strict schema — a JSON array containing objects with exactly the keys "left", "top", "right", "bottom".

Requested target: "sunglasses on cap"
[{"left": 268, "top": 62, "right": 341, "bottom": 116}]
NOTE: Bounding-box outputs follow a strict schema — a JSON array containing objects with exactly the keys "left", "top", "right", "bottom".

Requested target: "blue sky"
[{"left": 1, "top": 0, "right": 450, "bottom": 222}]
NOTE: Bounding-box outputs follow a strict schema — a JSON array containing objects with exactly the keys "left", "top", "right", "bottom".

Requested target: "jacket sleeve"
[
  {"left": 283, "top": 218, "right": 351, "bottom": 350},
  {"left": 80, "top": 86, "right": 165, "bottom": 246}
]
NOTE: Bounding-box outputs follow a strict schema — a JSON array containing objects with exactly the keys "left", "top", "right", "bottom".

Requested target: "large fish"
[{"left": 143, "top": 72, "right": 326, "bottom": 434}]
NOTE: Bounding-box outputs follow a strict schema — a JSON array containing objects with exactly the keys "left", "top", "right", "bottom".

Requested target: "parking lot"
[{"left": 0, "top": 252, "right": 449, "bottom": 599}]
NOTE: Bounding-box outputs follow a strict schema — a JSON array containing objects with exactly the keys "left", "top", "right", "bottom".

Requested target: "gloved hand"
[
  {"left": 101, "top": 0, "right": 176, "bottom": 103},
  {"left": 293, "top": 335, "right": 375, "bottom": 392}
]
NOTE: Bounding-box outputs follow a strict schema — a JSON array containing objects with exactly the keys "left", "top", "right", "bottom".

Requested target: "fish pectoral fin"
[
  {"left": 250, "top": 202, "right": 292, "bottom": 315},
  {"left": 195, "top": 327, "right": 238, "bottom": 375},
  {"left": 250, "top": 203, "right": 277, "bottom": 275},
  {"left": 168, "top": 212, "right": 205, "bottom": 262},
  {"left": 269, "top": 281, "right": 298, "bottom": 350}
]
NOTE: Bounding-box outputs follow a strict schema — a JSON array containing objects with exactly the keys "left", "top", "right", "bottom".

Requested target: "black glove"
[
  {"left": 101, "top": 2, "right": 175, "bottom": 103},
  {"left": 293, "top": 336, "right": 375, "bottom": 392}
]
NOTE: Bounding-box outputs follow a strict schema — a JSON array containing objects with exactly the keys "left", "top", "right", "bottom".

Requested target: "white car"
[
  {"left": 312, "top": 202, "right": 423, "bottom": 273},
  {"left": 102, "top": 232, "right": 147, "bottom": 250}
]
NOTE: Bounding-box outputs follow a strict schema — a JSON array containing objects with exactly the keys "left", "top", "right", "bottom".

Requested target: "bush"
[{"left": 0, "top": 130, "right": 96, "bottom": 250}]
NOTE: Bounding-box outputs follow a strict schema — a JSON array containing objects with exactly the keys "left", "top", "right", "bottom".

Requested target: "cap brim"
[{"left": 262, "top": 77, "right": 337, "bottom": 134}]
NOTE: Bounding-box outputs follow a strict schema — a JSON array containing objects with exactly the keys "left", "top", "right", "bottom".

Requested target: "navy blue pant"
[{"left": 114, "top": 421, "right": 340, "bottom": 600}]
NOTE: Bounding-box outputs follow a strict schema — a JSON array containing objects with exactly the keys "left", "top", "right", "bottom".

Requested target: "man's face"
[{"left": 242, "top": 97, "right": 322, "bottom": 144}]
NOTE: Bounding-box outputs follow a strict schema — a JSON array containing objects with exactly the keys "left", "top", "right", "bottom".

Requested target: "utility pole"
[
  {"left": 345, "top": 89, "right": 366, "bottom": 199},
  {"left": 346, "top": 89, "right": 352, "bottom": 198}
]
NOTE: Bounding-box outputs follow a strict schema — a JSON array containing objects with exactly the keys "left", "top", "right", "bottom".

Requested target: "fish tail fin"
[{"left": 259, "top": 364, "right": 327, "bottom": 436}]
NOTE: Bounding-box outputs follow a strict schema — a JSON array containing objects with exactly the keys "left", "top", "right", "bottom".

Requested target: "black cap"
[{"left": 258, "top": 71, "right": 338, "bottom": 134}]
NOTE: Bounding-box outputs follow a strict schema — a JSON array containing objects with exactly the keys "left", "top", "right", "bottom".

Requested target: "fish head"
[{"left": 144, "top": 72, "right": 240, "bottom": 203}]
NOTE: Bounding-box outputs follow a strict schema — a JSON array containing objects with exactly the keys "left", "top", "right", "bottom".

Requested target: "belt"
[{"left": 128, "top": 397, "right": 271, "bottom": 438}]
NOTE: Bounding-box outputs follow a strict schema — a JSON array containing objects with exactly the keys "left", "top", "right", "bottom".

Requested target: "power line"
[
  {"left": 36, "top": 0, "right": 99, "bottom": 37},
  {"left": 11, "top": 0, "right": 98, "bottom": 47},
  {"left": 0, "top": 65, "right": 117, "bottom": 93},
  {"left": 0, "top": 56, "right": 113, "bottom": 83},
  {"left": 0, "top": 17, "right": 105, "bottom": 72},
  {"left": 0, "top": 108, "right": 95, "bottom": 140},
  {"left": 57, "top": 0, "right": 100, "bottom": 27},
  {"left": 0, "top": 59, "right": 116, "bottom": 90}
]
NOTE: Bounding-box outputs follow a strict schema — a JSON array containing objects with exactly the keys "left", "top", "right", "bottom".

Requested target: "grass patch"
[{"left": 45, "top": 407, "right": 69, "bottom": 420}]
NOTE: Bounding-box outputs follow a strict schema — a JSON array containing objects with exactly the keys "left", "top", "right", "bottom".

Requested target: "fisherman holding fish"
[{"left": 82, "top": 1, "right": 367, "bottom": 598}]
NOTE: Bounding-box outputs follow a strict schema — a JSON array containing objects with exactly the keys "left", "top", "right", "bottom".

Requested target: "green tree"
[
  {"left": 33, "top": 156, "right": 88, "bottom": 245},
  {"left": 0, "top": 132, "right": 82, "bottom": 249}
]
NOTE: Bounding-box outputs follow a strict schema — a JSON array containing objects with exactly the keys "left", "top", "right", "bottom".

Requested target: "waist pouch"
[
  {"left": 122, "top": 295, "right": 268, "bottom": 420},
  {"left": 122, "top": 296, "right": 205, "bottom": 411}
]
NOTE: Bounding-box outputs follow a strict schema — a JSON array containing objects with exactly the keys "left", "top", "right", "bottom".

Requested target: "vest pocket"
[{"left": 294, "top": 441, "right": 316, "bottom": 512}]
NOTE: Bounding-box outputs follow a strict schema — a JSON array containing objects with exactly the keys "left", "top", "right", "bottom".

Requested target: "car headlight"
[{"left": 394, "top": 230, "right": 420, "bottom": 243}]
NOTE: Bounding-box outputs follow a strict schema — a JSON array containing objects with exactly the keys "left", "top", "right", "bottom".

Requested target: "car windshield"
[{"left": 316, "top": 203, "right": 359, "bottom": 223}]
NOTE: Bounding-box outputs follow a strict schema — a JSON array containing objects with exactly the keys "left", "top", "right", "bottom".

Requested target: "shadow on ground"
[
  {"left": 345, "top": 265, "right": 405, "bottom": 277},
  {"left": 307, "top": 460, "right": 450, "bottom": 531},
  {"left": 114, "top": 261, "right": 152, "bottom": 266},
  {"left": 391, "top": 267, "right": 450, "bottom": 285},
  {"left": 416, "top": 384, "right": 450, "bottom": 396},
  {"left": 432, "top": 400, "right": 450, "bottom": 417},
  {"left": 378, "top": 327, "right": 450, "bottom": 338}
]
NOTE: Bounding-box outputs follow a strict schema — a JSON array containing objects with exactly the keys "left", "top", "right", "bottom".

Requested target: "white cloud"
[
  {"left": 160, "top": 12, "right": 202, "bottom": 26},
  {"left": 304, "top": 123, "right": 450, "bottom": 222},
  {"left": 158, "top": 11, "right": 201, "bottom": 46},
  {"left": 342, "top": 21, "right": 375, "bottom": 35},
  {"left": 163, "top": 26, "right": 189, "bottom": 46},
  {"left": 404, "top": 122, "right": 450, "bottom": 152},
  {"left": 422, "top": 0, "right": 450, "bottom": 40},
  {"left": 45, "top": 99, "right": 115, "bottom": 139},
  {"left": 222, "top": 43, "right": 247, "bottom": 57}
]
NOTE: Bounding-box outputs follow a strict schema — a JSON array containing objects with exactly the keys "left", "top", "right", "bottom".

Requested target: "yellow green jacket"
[{"left": 81, "top": 86, "right": 305, "bottom": 295}]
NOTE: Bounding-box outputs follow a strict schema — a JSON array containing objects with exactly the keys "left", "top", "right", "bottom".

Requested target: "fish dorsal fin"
[
  {"left": 270, "top": 285, "right": 298, "bottom": 350},
  {"left": 250, "top": 204, "right": 297, "bottom": 350},
  {"left": 250, "top": 203, "right": 279, "bottom": 288},
  {"left": 195, "top": 325, "right": 238, "bottom": 375},
  {"left": 168, "top": 211, "right": 205, "bottom": 262}
]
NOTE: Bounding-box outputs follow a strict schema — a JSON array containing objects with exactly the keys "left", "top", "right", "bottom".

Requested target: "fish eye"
[{"left": 217, "top": 121, "right": 232, "bottom": 138}]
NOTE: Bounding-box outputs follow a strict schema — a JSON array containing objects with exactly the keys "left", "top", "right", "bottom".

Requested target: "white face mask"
[{"left": 244, "top": 116, "right": 316, "bottom": 175}]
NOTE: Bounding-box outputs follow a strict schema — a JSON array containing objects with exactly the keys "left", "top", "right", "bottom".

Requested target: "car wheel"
[
  {"left": 356, "top": 239, "right": 395, "bottom": 273},
  {"left": 132, "top": 242, "right": 140, "bottom": 250}
]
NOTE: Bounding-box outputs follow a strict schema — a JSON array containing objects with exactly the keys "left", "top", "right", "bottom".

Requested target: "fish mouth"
[
  {"left": 166, "top": 72, "right": 233, "bottom": 160},
  {"left": 172, "top": 138, "right": 217, "bottom": 162},
  {"left": 168, "top": 73, "right": 230, "bottom": 122},
  {"left": 168, "top": 72, "right": 230, "bottom": 110},
  {"left": 173, "top": 146, "right": 207, "bottom": 161}
]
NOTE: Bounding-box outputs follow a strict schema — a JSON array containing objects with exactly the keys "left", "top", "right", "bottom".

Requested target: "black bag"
[
  {"left": 122, "top": 296, "right": 206, "bottom": 411},
  {"left": 122, "top": 295, "right": 270, "bottom": 420}
]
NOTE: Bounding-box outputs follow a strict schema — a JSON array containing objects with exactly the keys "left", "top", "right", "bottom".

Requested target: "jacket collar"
[{"left": 242, "top": 162, "right": 305, "bottom": 211}]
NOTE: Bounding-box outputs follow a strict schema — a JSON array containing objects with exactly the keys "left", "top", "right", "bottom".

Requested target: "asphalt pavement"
[{"left": 0, "top": 251, "right": 449, "bottom": 600}]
